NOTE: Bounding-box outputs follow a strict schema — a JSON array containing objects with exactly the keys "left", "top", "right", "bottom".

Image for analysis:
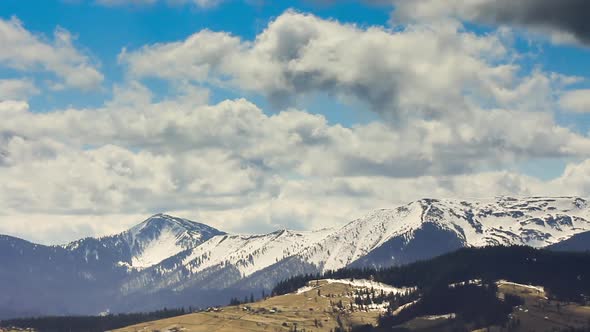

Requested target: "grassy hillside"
[
  {"left": 113, "top": 278, "right": 590, "bottom": 332},
  {"left": 114, "top": 280, "right": 386, "bottom": 332}
]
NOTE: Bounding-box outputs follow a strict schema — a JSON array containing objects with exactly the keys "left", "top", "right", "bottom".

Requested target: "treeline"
[
  {"left": 229, "top": 293, "right": 255, "bottom": 306},
  {"left": 344, "top": 278, "right": 524, "bottom": 329},
  {"left": 352, "top": 287, "right": 417, "bottom": 309},
  {"left": 349, "top": 282, "right": 524, "bottom": 331},
  {"left": 272, "top": 246, "right": 590, "bottom": 303},
  {"left": 379, "top": 282, "right": 524, "bottom": 329},
  {"left": 0, "top": 307, "right": 187, "bottom": 332},
  {"left": 228, "top": 290, "right": 269, "bottom": 306}
]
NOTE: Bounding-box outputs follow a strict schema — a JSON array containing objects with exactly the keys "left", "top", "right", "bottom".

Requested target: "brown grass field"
[{"left": 113, "top": 280, "right": 380, "bottom": 332}]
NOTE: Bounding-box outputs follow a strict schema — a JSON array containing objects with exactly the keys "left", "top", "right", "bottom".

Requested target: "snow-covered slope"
[
  {"left": 119, "top": 228, "right": 336, "bottom": 294},
  {"left": 180, "top": 228, "right": 335, "bottom": 277},
  {"left": 122, "top": 214, "right": 225, "bottom": 269},
  {"left": 296, "top": 197, "right": 590, "bottom": 271}
]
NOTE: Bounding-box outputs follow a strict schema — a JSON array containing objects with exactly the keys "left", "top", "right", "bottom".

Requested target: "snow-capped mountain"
[
  {"left": 109, "top": 196, "right": 590, "bottom": 303},
  {"left": 62, "top": 214, "right": 225, "bottom": 270},
  {"left": 297, "top": 196, "right": 590, "bottom": 270},
  {"left": 120, "top": 213, "right": 225, "bottom": 269},
  {"left": 119, "top": 228, "right": 335, "bottom": 295},
  {"left": 0, "top": 214, "right": 225, "bottom": 319},
  {"left": 2, "top": 196, "right": 590, "bottom": 318}
]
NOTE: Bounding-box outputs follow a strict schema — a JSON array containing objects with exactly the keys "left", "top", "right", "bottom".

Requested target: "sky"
[{"left": 1, "top": 0, "right": 590, "bottom": 244}]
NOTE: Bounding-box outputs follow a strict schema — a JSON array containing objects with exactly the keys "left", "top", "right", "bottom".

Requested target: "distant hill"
[
  {"left": 0, "top": 308, "right": 186, "bottom": 332},
  {"left": 548, "top": 230, "right": 590, "bottom": 252}
]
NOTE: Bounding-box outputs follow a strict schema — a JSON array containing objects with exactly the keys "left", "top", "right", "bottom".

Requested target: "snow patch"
[
  {"left": 296, "top": 285, "right": 316, "bottom": 294},
  {"left": 449, "top": 279, "right": 482, "bottom": 288},
  {"left": 392, "top": 300, "right": 419, "bottom": 316},
  {"left": 130, "top": 228, "right": 186, "bottom": 268},
  {"left": 181, "top": 228, "right": 335, "bottom": 277},
  {"left": 497, "top": 280, "right": 545, "bottom": 294},
  {"left": 321, "top": 278, "right": 415, "bottom": 295},
  {"left": 423, "top": 313, "right": 456, "bottom": 320}
]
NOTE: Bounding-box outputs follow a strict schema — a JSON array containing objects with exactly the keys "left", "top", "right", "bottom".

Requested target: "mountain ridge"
[{"left": 3, "top": 196, "right": 590, "bottom": 318}]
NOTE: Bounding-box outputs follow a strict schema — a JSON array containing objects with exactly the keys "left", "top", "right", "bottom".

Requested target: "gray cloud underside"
[
  {"left": 391, "top": 0, "right": 590, "bottom": 46},
  {"left": 476, "top": 0, "right": 590, "bottom": 45}
]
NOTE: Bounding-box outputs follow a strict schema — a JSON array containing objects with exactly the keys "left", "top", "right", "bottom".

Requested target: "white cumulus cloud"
[
  {"left": 0, "top": 17, "right": 103, "bottom": 91},
  {"left": 560, "top": 90, "right": 590, "bottom": 113}
]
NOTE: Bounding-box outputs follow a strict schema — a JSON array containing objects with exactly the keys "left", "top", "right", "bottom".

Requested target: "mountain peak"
[
  {"left": 122, "top": 214, "right": 225, "bottom": 269},
  {"left": 132, "top": 213, "right": 224, "bottom": 235}
]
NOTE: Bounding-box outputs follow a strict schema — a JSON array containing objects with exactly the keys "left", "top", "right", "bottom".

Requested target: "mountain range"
[{"left": 2, "top": 196, "right": 590, "bottom": 319}]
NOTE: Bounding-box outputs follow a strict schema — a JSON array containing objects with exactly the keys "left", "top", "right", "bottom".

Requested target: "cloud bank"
[{"left": 1, "top": 10, "right": 590, "bottom": 244}]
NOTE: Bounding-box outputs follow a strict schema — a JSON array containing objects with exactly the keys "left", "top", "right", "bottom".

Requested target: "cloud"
[
  {"left": 114, "top": 11, "right": 590, "bottom": 170},
  {"left": 3, "top": 11, "right": 590, "bottom": 244},
  {"left": 120, "top": 12, "right": 518, "bottom": 117},
  {"left": 2, "top": 94, "right": 589, "bottom": 180},
  {"left": 0, "top": 79, "right": 39, "bottom": 101},
  {"left": 0, "top": 163, "right": 578, "bottom": 244},
  {"left": 1, "top": 92, "right": 589, "bottom": 243},
  {"left": 391, "top": 0, "right": 590, "bottom": 46},
  {"left": 0, "top": 17, "right": 103, "bottom": 90},
  {"left": 95, "top": 0, "right": 222, "bottom": 8},
  {"left": 95, "top": 0, "right": 157, "bottom": 5},
  {"left": 0, "top": 213, "right": 146, "bottom": 245},
  {"left": 553, "top": 159, "right": 590, "bottom": 194},
  {"left": 0, "top": 91, "right": 588, "bottom": 238},
  {"left": 119, "top": 11, "right": 581, "bottom": 123},
  {"left": 560, "top": 90, "right": 590, "bottom": 113}
]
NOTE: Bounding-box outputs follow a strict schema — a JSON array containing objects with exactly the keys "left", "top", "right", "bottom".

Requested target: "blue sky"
[{"left": 2, "top": 0, "right": 590, "bottom": 243}]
